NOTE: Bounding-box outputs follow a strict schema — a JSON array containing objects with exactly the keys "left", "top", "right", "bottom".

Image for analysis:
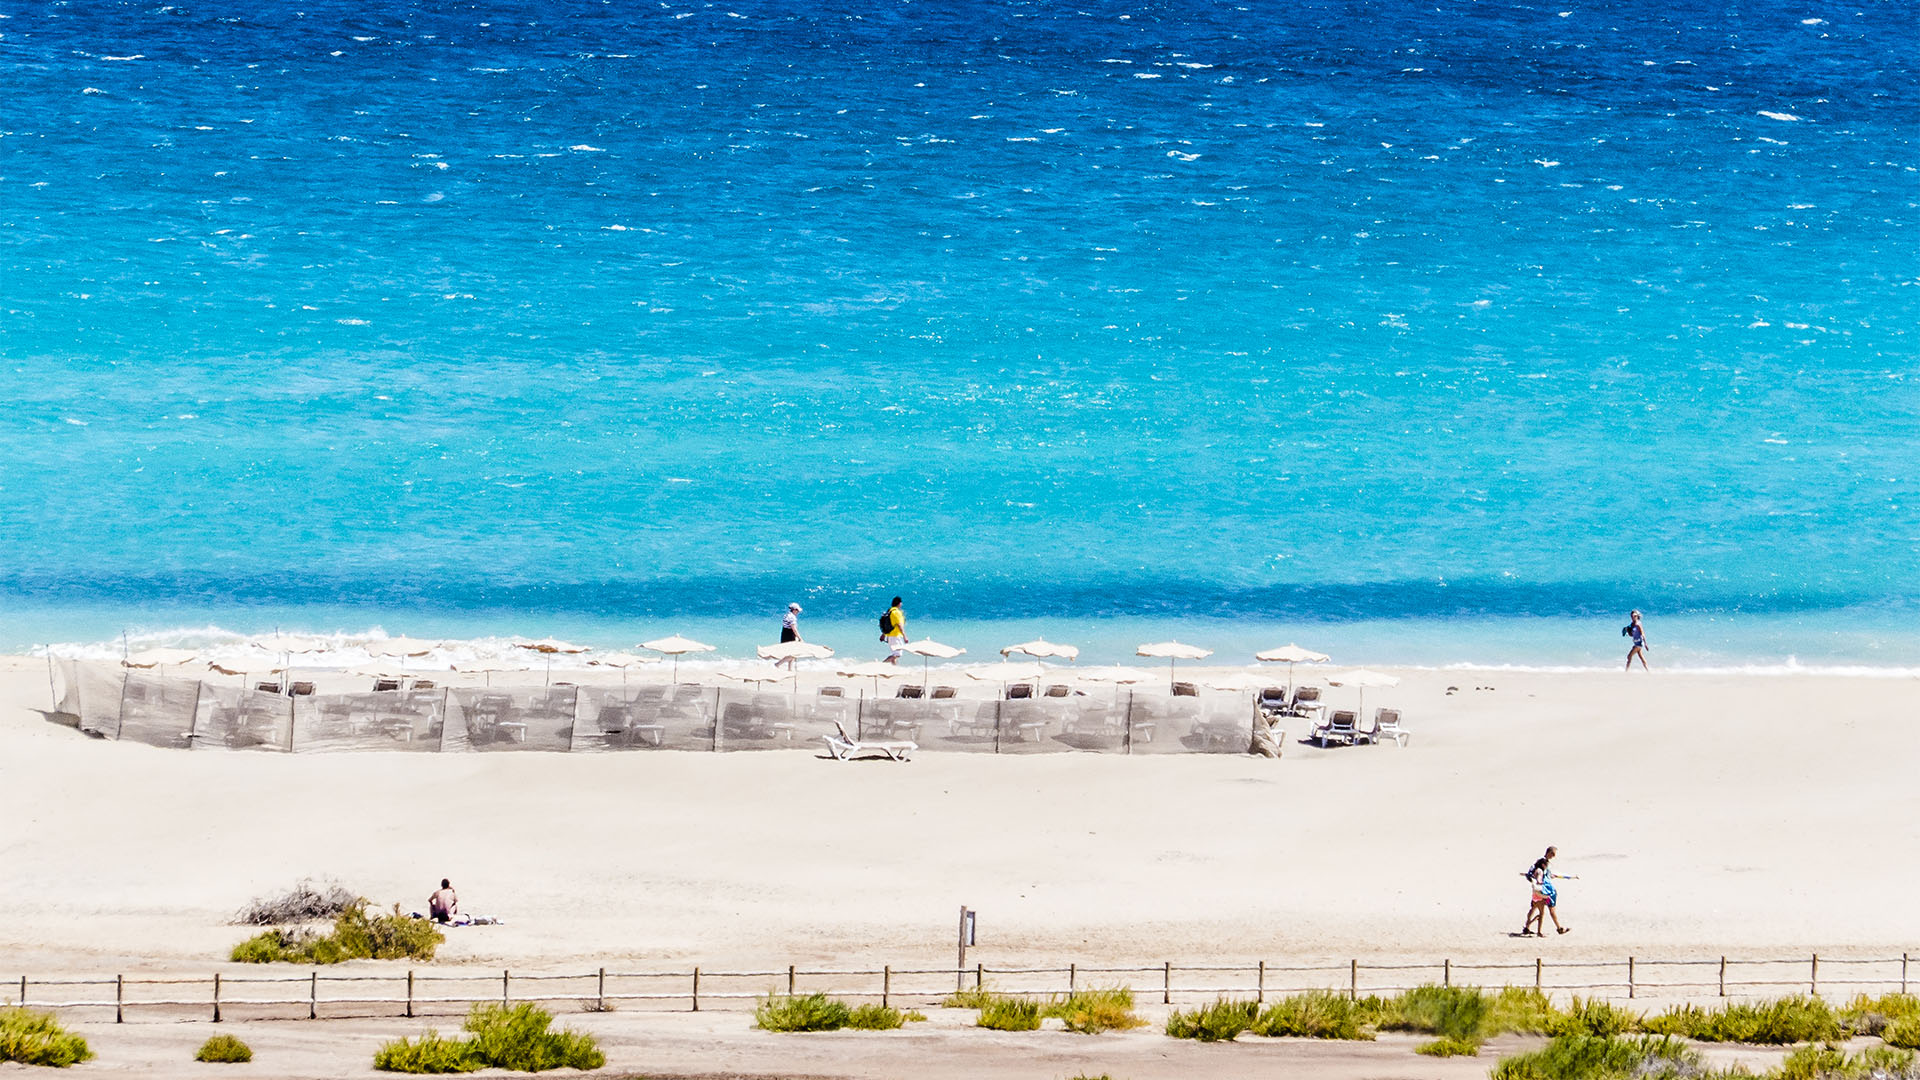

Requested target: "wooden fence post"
[
  {"left": 407, "top": 970, "right": 415, "bottom": 1018},
  {"left": 309, "top": 971, "right": 317, "bottom": 1019},
  {"left": 1069, "top": 963, "right": 1077, "bottom": 994},
  {"left": 788, "top": 965, "right": 796, "bottom": 995},
  {"left": 213, "top": 972, "right": 221, "bottom": 1022},
  {"left": 1257, "top": 961, "right": 1265, "bottom": 1004},
  {"left": 1719, "top": 957, "right": 1726, "bottom": 997},
  {"left": 115, "top": 974, "right": 124, "bottom": 1023},
  {"left": 17, "top": 976, "right": 23, "bottom": 1006},
  {"left": 1628, "top": 957, "right": 1636, "bottom": 999},
  {"left": 976, "top": 962, "right": 983, "bottom": 990},
  {"left": 503, "top": 969, "right": 510, "bottom": 1004},
  {"left": 692, "top": 967, "right": 701, "bottom": 1012},
  {"left": 882, "top": 966, "right": 891, "bottom": 1008},
  {"left": 1535, "top": 957, "right": 1542, "bottom": 991},
  {"left": 1443, "top": 959, "right": 1450, "bottom": 988},
  {"left": 1350, "top": 959, "right": 1358, "bottom": 1000},
  {"left": 1904, "top": 953, "right": 1910, "bottom": 996},
  {"left": 597, "top": 968, "right": 606, "bottom": 1012},
  {"left": 1163, "top": 962, "right": 1172, "bottom": 1005},
  {"left": 1811, "top": 953, "right": 1819, "bottom": 996}
]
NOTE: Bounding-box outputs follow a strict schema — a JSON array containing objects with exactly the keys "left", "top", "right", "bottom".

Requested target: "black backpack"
[{"left": 879, "top": 611, "right": 892, "bottom": 636}]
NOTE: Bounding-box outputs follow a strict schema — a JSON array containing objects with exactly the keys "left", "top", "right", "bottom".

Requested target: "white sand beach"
[{"left": 4, "top": 656, "right": 1917, "bottom": 978}]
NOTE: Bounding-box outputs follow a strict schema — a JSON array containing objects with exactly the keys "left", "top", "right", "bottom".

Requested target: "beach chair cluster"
[{"left": 1259, "top": 686, "right": 1409, "bottom": 748}]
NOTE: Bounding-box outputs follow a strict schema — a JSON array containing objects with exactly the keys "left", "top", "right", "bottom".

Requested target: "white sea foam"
[
  {"left": 336, "top": 318, "right": 370, "bottom": 325},
  {"left": 101, "top": 55, "right": 144, "bottom": 61},
  {"left": 1758, "top": 110, "right": 1800, "bottom": 121},
  {"left": 1167, "top": 150, "right": 1200, "bottom": 161},
  {"left": 82, "top": 87, "right": 106, "bottom": 95},
  {"left": 569, "top": 144, "right": 605, "bottom": 152}
]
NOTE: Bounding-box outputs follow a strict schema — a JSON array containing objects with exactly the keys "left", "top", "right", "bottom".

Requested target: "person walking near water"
[
  {"left": 774, "top": 602, "right": 803, "bottom": 669},
  {"left": 1519, "top": 846, "right": 1575, "bottom": 936},
  {"left": 1622, "top": 610, "right": 1649, "bottom": 671},
  {"left": 880, "top": 596, "right": 909, "bottom": 664}
]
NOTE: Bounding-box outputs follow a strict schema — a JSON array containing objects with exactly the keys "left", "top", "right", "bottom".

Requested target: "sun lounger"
[
  {"left": 1171, "top": 681, "right": 1198, "bottom": 697},
  {"left": 822, "top": 720, "right": 915, "bottom": 762},
  {"left": 1257, "top": 686, "right": 1289, "bottom": 716},
  {"left": 1044, "top": 683, "right": 1071, "bottom": 698},
  {"left": 1005, "top": 683, "right": 1034, "bottom": 700},
  {"left": 897, "top": 684, "right": 925, "bottom": 699},
  {"left": 373, "top": 678, "right": 401, "bottom": 692},
  {"left": 1367, "top": 708, "right": 1409, "bottom": 747},
  {"left": 1313, "top": 709, "right": 1359, "bottom": 747}
]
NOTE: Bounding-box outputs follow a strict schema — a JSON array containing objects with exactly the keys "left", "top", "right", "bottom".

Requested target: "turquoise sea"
[{"left": 2, "top": 0, "right": 1916, "bottom": 668}]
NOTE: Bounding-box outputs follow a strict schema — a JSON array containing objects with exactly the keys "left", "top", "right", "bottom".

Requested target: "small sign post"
[{"left": 956, "top": 906, "right": 977, "bottom": 990}]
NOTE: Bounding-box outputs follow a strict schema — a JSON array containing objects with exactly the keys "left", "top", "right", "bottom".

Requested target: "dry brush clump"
[{"left": 235, "top": 878, "right": 360, "bottom": 925}]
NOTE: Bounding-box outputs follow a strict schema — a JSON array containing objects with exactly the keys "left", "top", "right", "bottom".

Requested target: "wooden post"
[
  {"left": 503, "top": 969, "right": 510, "bottom": 1004},
  {"left": 17, "top": 975, "right": 24, "bottom": 1006},
  {"left": 115, "top": 974, "right": 124, "bottom": 1023},
  {"left": 407, "top": 970, "right": 415, "bottom": 1018},
  {"left": 1350, "top": 959, "right": 1358, "bottom": 1000},
  {"left": 1163, "top": 961, "right": 1172, "bottom": 1005},
  {"left": 882, "top": 966, "right": 891, "bottom": 1009},
  {"left": 956, "top": 907, "right": 972, "bottom": 991},
  {"left": 1069, "top": 963, "right": 1077, "bottom": 994},
  {"left": 692, "top": 967, "right": 701, "bottom": 1012},
  {"left": 1904, "top": 953, "right": 1910, "bottom": 996},
  {"left": 1811, "top": 953, "right": 1819, "bottom": 996},
  {"left": 309, "top": 971, "right": 317, "bottom": 1019},
  {"left": 788, "top": 965, "right": 796, "bottom": 996},
  {"left": 1628, "top": 957, "right": 1636, "bottom": 1000},
  {"left": 1719, "top": 956, "right": 1726, "bottom": 997},
  {"left": 1536, "top": 957, "right": 1543, "bottom": 991},
  {"left": 213, "top": 971, "right": 222, "bottom": 1022},
  {"left": 975, "top": 962, "right": 983, "bottom": 989},
  {"left": 596, "top": 968, "right": 605, "bottom": 1012},
  {"left": 1257, "top": 961, "right": 1266, "bottom": 1004},
  {"left": 1443, "top": 959, "right": 1450, "bottom": 988}
]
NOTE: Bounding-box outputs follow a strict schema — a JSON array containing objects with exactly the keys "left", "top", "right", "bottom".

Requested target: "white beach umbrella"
[
  {"left": 248, "top": 632, "right": 333, "bottom": 653},
  {"left": 588, "top": 651, "right": 660, "bottom": 690},
  {"left": 642, "top": 635, "right": 717, "bottom": 682},
  {"left": 123, "top": 647, "right": 199, "bottom": 672},
  {"left": 1136, "top": 640, "right": 1214, "bottom": 691},
  {"left": 1255, "top": 643, "right": 1332, "bottom": 696},
  {"left": 454, "top": 658, "right": 532, "bottom": 688},
  {"left": 1205, "top": 673, "right": 1268, "bottom": 692},
  {"left": 837, "top": 660, "right": 903, "bottom": 696},
  {"left": 716, "top": 667, "right": 788, "bottom": 685},
  {"left": 898, "top": 639, "right": 966, "bottom": 691},
  {"left": 1327, "top": 668, "right": 1401, "bottom": 721},
  {"left": 966, "top": 661, "right": 1048, "bottom": 696},
  {"left": 1000, "top": 638, "right": 1080, "bottom": 662},
  {"left": 757, "top": 641, "right": 835, "bottom": 662},
  {"left": 1073, "top": 665, "right": 1150, "bottom": 684}
]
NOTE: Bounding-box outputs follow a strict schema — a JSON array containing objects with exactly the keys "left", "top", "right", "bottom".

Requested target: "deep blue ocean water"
[{"left": 2, "top": 0, "right": 1916, "bottom": 666}]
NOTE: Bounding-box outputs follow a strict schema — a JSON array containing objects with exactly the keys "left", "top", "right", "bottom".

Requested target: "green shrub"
[
  {"left": 846, "top": 1004, "right": 906, "bottom": 1031},
  {"left": 0, "top": 1009, "right": 94, "bottom": 1068},
  {"left": 1491, "top": 1034, "right": 1703, "bottom": 1080},
  {"left": 1552, "top": 997, "right": 1639, "bottom": 1038},
  {"left": 194, "top": 1034, "right": 254, "bottom": 1063},
  {"left": 1842, "top": 994, "right": 1920, "bottom": 1039},
  {"left": 1384, "top": 985, "right": 1492, "bottom": 1040},
  {"left": 1251, "top": 991, "right": 1375, "bottom": 1040},
  {"left": 902, "top": 1010, "right": 928, "bottom": 1022},
  {"left": 1772, "top": 1043, "right": 1919, "bottom": 1080},
  {"left": 231, "top": 901, "right": 442, "bottom": 964},
  {"left": 1488, "top": 987, "right": 1564, "bottom": 1035},
  {"left": 944, "top": 984, "right": 997, "bottom": 1009},
  {"left": 462, "top": 1003, "right": 604, "bottom": 1072},
  {"left": 754, "top": 993, "right": 853, "bottom": 1033},
  {"left": 1165, "top": 999, "right": 1259, "bottom": 1042},
  {"left": 978, "top": 997, "right": 1042, "bottom": 1032},
  {"left": 374, "top": 1004, "right": 602, "bottom": 1073},
  {"left": 374, "top": 1030, "right": 480, "bottom": 1074},
  {"left": 1642, "top": 996, "right": 1841, "bottom": 1044},
  {"left": 1044, "top": 987, "right": 1145, "bottom": 1034},
  {"left": 1885, "top": 1015, "right": 1920, "bottom": 1050},
  {"left": 1417, "top": 1036, "right": 1482, "bottom": 1057}
]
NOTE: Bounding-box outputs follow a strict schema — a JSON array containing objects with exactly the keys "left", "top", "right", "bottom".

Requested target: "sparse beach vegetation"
[
  {"left": 0, "top": 1008, "right": 93, "bottom": 1068},
  {"left": 194, "top": 1034, "right": 254, "bottom": 1063},
  {"left": 977, "top": 996, "right": 1043, "bottom": 1031},
  {"left": 753, "top": 993, "right": 852, "bottom": 1032},
  {"left": 232, "top": 900, "right": 442, "bottom": 964},
  {"left": 1164, "top": 998, "right": 1259, "bottom": 1042},
  {"left": 1639, "top": 997, "right": 1842, "bottom": 1044},
  {"left": 1249, "top": 990, "right": 1375, "bottom": 1040},
  {"left": 235, "top": 878, "right": 359, "bottom": 925},
  {"left": 1490, "top": 1034, "right": 1705, "bottom": 1080},
  {"left": 374, "top": 1003, "right": 602, "bottom": 1073},
  {"left": 1044, "top": 987, "right": 1146, "bottom": 1034}
]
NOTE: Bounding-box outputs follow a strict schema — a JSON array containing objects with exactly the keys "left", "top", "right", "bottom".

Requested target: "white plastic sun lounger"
[{"left": 823, "top": 720, "right": 916, "bottom": 762}]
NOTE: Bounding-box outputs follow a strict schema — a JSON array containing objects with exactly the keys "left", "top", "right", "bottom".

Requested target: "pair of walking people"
[{"left": 1520, "top": 846, "right": 1575, "bottom": 937}]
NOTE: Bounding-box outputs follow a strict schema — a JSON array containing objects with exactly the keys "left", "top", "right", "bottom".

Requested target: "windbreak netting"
[
  {"left": 1127, "top": 693, "right": 1256, "bottom": 755},
  {"left": 192, "top": 684, "right": 294, "bottom": 752},
  {"left": 571, "top": 684, "right": 716, "bottom": 752},
  {"left": 715, "top": 688, "right": 840, "bottom": 752},
  {"left": 291, "top": 690, "right": 445, "bottom": 753},
  {"left": 116, "top": 672, "right": 200, "bottom": 749},
  {"left": 445, "top": 687, "right": 578, "bottom": 752},
  {"left": 73, "top": 661, "right": 128, "bottom": 737},
  {"left": 50, "top": 657, "right": 82, "bottom": 719}
]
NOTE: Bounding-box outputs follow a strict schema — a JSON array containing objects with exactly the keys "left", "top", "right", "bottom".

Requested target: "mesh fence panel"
[
  {"left": 1052, "top": 692, "right": 1133, "bottom": 753},
  {"left": 445, "top": 687, "right": 579, "bottom": 752},
  {"left": 716, "top": 688, "right": 839, "bottom": 752},
  {"left": 1128, "top": 694, "right": 1255, "bottom": 754},
  {"left": 290, "top": 690, "right": 444, "bottom": 753},
  {"left": 116, "top": 672, "right": 199, "bottom": 749},
  {"left": 75, "top": 662, "right": 127, "bottom": 738},
  {"left": 883, "top": 694, "right": 1000, "bottom": 752},
  {"left": 191, "top": 684, "right": 294, "bottom": 752},
  {"left": 51, "top": 657, "right": 82, "bottom": 719}
]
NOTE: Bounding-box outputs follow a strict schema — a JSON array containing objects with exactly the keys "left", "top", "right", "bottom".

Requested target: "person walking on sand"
[
  {"left": 1520, "top": 847, "right": 1575, "bottom": 936},
  {"left": 1622, "top": 610, "right": 1649, "bottom": 671},
  {"left": 774, "top": 602, "right": 803, "bottom": 669},
  {"left": 880, "top": 596, "right": 909, "bottom": 664}
]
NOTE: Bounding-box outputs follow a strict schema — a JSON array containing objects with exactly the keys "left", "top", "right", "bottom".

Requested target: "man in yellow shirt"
[{"left": 882, "top": 596, "right": 909, "bottom": 664}]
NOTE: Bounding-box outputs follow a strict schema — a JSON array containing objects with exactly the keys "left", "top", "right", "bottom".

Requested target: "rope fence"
[{"left": 4, "top": 952, "right": 1914, "bottom": 1023}]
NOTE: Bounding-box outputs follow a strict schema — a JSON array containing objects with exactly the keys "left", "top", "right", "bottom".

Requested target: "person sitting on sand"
[
  {"left": 1521, "top": 847, "right": 1574, "bottom": 936},
  {"left": 1622, "top": 610, "right": 1649, "bottom": 671},
  {"left": 428, "top": 879, "right": 459, "bottom": 924}
]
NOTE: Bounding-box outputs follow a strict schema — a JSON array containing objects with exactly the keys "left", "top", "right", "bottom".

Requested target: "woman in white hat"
[{"left": 775, "top": 603, "right": 803, "bottom": 669}]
